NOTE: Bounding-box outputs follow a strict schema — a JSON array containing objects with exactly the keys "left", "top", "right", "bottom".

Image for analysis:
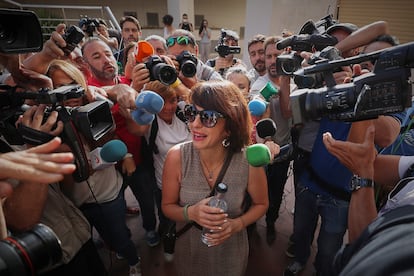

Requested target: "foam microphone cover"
[
  {"left": 248, "top": 98, "right": 267, "bottom": 117},
  {"left": 100, "top": 139, "right": 128, "bottom": 162},
  {"left": 246, "top": 144, "right": 271, "bottom": 167},
  {"left": 135, "top": 90, "right": 164, "bottom": 114},
  {"left": 132, "top": 109, "right": 155, "bottom": 125},
  {"left": 256, "top": 118, "right": 277, "bottom": 139}
]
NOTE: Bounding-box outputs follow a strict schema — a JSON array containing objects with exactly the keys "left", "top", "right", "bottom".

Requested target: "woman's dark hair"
[
  {"left": 198, "top": 19, "right": 207, "bottom": 35},
  {"left": 190, "top": 80, "right": 252, "bottom": 152}
]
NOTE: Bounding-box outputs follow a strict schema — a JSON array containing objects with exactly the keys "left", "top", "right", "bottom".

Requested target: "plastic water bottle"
[{"left": 201, "top": 183, "right": 228, "bottom": 246}]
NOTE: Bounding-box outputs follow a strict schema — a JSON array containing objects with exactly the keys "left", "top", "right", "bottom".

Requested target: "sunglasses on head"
[
  {"left": 184, "top": 105, "right": 225, "bottom": 128},
  {"left": 167, "top": 36, "right": 195, "bottom": 47}
]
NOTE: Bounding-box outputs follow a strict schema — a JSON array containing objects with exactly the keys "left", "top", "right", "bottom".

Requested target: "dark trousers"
[{"left": 265, "top": 159, "right": 291, "bottom": 226}]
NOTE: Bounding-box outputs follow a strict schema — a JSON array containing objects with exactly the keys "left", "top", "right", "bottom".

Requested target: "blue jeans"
[
  {"left": 291, "top": 184, "right": 349, "bottom": 276},
  {"left": 80, "top": 190, "right": 139, "bottom": 266},
  {"left": 124, "top": 164, "right": 157, "bottom": 232}
]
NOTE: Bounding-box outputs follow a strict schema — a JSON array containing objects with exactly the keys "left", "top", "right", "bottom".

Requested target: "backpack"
[{"left": 333, "top": 203, "right": 414, "bottom": 275}]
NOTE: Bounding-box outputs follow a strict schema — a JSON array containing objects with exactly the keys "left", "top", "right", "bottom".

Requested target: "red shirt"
[{"left": 87, "top": 75, "right": 142, "bottom": 165}]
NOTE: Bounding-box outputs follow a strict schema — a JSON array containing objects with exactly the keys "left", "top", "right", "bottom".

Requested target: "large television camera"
[
  {"left": 0, "top": 84, "right": 114, "bottom": 182},
  {"left": 290, "top": 42, "right": 414, "bottom": 125},
  {"left": 214, "top": 29, "right": 241, "bottom": 58}
]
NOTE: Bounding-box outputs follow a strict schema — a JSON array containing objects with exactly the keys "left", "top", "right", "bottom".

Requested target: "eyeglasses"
[
  {"left": 167, "top": 36, "right": 195, "bottom": 47},
  {"left": 184, "top": 105, "right": 225, "bottom": 128}
]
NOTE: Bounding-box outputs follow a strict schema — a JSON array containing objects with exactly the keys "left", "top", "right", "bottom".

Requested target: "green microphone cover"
[{"left": 246, "top": 143, "right": 271, "bottom": 167}]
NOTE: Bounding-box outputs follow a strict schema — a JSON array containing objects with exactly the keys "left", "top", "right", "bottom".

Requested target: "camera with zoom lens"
[
  {"left": 176, "top": 50, "right": 198, "bottom": 77},
  {"left": 0, "top": 224, "right": 62, "bottom": 275},
  {"left": 276, "top": 52, "right": 304, "bottom": 76},
  {"left": 62, "top": 25, "right": 84, "bottom": 56},
  {"left": 79, "top": 17, "right": 100, "bottom": 37},
  {"left": 289, "top": 42, "right": 414, "bottom": 126},
  {"left": 214, "top": 29, "right": 241, "bottom": 58},
  {"left": 145, "top": 55, "right": 178, "bottom": 85}
]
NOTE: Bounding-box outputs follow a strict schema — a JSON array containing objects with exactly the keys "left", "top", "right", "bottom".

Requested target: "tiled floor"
[{"left": 98, "top": 166, "right": 319, "bottom": 276}]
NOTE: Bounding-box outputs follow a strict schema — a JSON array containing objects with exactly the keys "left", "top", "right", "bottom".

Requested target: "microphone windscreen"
[
  {"left": 248, "top": 99, "right": 267, "bottom": 117},
  {"left": 256, "top": 118, "right": 277, "bottom": 139},
  {"left": 135, "top": 90, "right": 164, "bottom": 114},
  {"left": 132, "top": 109, "right": 155, "bottom": 125},
  {"left": 246, "top": 144, "right": 271, "bottom": 167},
  {"left": 100, "top": 139, "right": 128, "bottom": 162}
]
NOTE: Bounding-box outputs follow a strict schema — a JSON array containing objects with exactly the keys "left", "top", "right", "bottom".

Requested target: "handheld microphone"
[
  {"left": 132, "top": 90, "right": 164, "bottom": 125},
  {"left": 248, "top": 98, "right": 267, "bottom": 117},
  {"left": 256, "top": 118, "right": 277, "bottom": 140},
  {"left": 246, "top": 143, "right": 271, "bottom": 167},
  {"left": 90, "top": 139, "right": 128, "bottom": 170}
]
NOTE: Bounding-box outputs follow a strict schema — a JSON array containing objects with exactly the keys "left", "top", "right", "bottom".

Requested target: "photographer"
[{"left": 206, "top": 29, "right": 246, "bottom": 76}]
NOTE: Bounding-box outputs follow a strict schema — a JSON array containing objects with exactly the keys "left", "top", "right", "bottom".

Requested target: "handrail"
[{"left": 2, "top": 0, "right": 121, "bottom": 32}]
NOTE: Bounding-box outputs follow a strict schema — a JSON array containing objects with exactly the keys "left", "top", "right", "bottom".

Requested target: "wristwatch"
[{"left": 350, "top": 174, "right": 374, "bottom": 191}]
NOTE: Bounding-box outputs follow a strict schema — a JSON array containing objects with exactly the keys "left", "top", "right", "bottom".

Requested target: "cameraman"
[
  {"left": 206, "top": 29, "right": 246, "bottom": 76},
  {"left": 284, "top": 22, "right": 403, "bottom": 276},
  {"left": 0, "top": 58, "right": 107, "bottom": 275}
]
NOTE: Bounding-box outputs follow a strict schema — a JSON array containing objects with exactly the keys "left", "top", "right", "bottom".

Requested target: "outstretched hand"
[
  {"left": 0, "top": 137, "right": 75, "bottom": 185},
  {"left": 323, "top": 125, "right": 377, "bottom": 178}
]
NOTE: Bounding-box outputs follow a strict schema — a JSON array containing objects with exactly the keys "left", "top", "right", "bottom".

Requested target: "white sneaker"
[
  {"left": 164, "top": 252, "right": 174, "bottom": 262},
  {"left": 129, "top": 261, "right": 142, "bottom": 276}
]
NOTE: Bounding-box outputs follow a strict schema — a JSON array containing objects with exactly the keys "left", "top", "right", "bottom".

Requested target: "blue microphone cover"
[
  {"left": 100, "top": 139, "right": 128, "bottom": 162},
  {"left": 135, "top": 90, "right": 164, "bottom": 114},
  {"left": 132, "top": 109, "right": 155, "bottom": 125},
  {"left": 248, "top": 98, "right": 267, "bottom": 117}
]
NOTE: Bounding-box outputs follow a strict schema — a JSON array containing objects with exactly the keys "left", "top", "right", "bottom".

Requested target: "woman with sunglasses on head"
[{"left": 162, "top": 80, "right": 269, "bottom": 275}]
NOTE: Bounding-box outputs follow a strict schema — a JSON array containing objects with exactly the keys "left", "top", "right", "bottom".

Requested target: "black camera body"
[
  {"left": 62, "top": 25, "right": 84, "bottom": 56},
  {"left": 214, "top": 29, "right": 241, "bottom": 58},
  {"left": 290, "top": 42, "right": 414, "bottom": 125},
  {"left": 0, "top": 9, "right": 43, "bottom": 54},
  {"left": 176, "top": 50, "right": 198, "bottom": 77},
  {"left": 145, "top": 55, "right": 178, "bottom": 85},
  {"left": 79, "top": 17, "right": 100, "bottom": 37}
]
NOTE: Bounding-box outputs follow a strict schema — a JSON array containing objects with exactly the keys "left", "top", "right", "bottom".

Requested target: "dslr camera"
[
  {"left": 176, "top": 50, "right": 198, "bottom": 77},
  {"left": 79, "top": 17, "right": 100, "bottom": 37},
  {"left": 214, "top": 29, "right": 241, "bottom": 57},
  {"left": 289, "top": 42, "right": 414, "bottom": 125},
  {"left": 145, "top": 55, "right": 178, "bottom": 85}
]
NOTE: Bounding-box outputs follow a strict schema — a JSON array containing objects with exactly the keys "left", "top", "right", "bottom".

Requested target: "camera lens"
[
  {"left": 0, "top": 224, "right": 62, "bottom": 276},
  {"left": 180, "top": 61, "right": 197, "bottom": 78},
  {"left": 153, "top": 64, "right": 178, "bottom": 86}
]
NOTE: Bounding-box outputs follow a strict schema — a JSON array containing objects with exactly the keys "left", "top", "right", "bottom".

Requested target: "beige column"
[{"left": 167, "top": 0, "right": 195, "bottom": 30}]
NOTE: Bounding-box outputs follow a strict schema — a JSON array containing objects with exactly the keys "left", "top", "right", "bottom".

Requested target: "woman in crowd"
[{"left": 161, "top": 80, "right": 269, "bottom": 275}]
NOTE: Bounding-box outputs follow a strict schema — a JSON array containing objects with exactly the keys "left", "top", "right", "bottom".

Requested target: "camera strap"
[{"left": 176, "top": 151, "right": 233, "bottom": 237}]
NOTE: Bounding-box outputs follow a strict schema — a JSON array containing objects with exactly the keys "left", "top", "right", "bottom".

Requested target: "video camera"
[
  {"left": 62, "top": 25, "right": 84, "bottom": 56},
  {"left": 0, "top": 84, "right": 114, "bottom": 182},
  {"left": 0, "top": 9, "right": 43, "bottom": 53},
  {"left": 79, "top": 17, "right": 100, "bottom": 37},
  {"left": 289, "top": 42, "right": 414, "bottom": 125},
  {"left": 276, "top": 15, "right": 338, "bottom": 77},
  {"left": 214, "top": 29, "right": 241, "bottom": 58},
  {"left": 145, "top": 55, "right": 178, "bottom": 85}
]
